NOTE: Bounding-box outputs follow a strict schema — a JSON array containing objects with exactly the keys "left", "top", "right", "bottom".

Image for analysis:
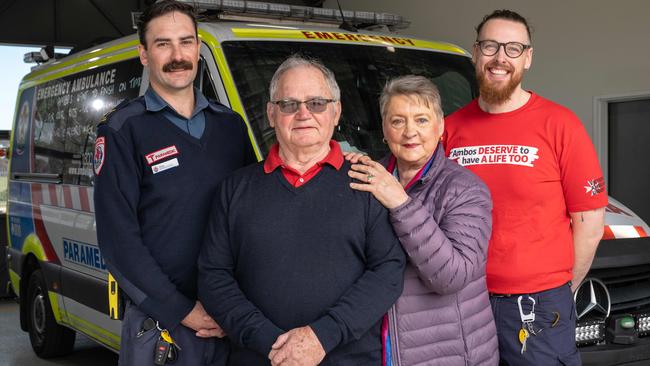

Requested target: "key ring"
[{"left": 517, "top": 295, "right": 536, "bottom": 323}]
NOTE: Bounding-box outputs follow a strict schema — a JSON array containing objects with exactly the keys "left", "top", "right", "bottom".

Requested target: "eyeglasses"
[
  {"left": 270, "top": 98, "right": 336, "bottom": 114},
  {"left": 475, "top": 40, "right": 531, "bottom": 58}
]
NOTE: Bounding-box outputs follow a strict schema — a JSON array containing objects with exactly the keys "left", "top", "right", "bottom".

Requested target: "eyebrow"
[{"left": 152, "top": 35, "right": 196, "bottom": 43}]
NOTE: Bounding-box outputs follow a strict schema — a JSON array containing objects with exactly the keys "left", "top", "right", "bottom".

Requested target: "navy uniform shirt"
[{"left": 94, "top": 90, "right": 257, "bottom": 328}]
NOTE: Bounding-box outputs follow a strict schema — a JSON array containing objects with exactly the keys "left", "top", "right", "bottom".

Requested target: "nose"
[
  {"left": 295, "top": 102, "right": 312, "bottom": 119},
  {"left": 403, "top": 120, "right": 417, "bottom": 137},
  {"left": 171, "top": 43, "right": 183, "bottom": 61},
  {"left": 494, "top": 44, "right": 508, "bottom": 63}
]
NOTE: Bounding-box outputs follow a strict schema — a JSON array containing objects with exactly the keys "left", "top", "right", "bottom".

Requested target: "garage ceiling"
[{"left": 0, "top": 0, "right": 324, "bottom": 49}]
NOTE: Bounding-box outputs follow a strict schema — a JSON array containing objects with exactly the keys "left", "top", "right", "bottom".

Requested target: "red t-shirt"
[
  {"left": 264, "top": 140, "right": 344, "bottom": 187},
  {"left": 444, "top": 93, "right": 608, "bottom": 293}
]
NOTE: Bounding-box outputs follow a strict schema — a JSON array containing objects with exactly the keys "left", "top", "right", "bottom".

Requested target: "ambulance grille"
[{"left": 589, "top": 262, "right": 650, "bottom": 313}]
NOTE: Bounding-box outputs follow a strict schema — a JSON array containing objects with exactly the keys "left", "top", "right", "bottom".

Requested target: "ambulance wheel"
[{"left": 27, "top": 269, "right": 76, "bottom": 358}]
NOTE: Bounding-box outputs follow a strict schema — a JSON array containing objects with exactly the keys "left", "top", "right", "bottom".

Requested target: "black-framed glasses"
[
  {"left": 270, "top": 98, "right": 336, "bottom": 114},
  {"left": 475, "top": 40, "right": 531, "bottom": 58}
]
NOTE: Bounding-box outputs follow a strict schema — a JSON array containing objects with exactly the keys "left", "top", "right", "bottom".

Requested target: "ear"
[
  {"left": 524, "top": 47, "right": 533, "bottom": 70},
  {"left": 266, "top": 102, "right": 275, "bottom": 128},
  {"left": 333, "top": 100, "right": 342, "bottom": 126},
  {"left": 138, "top": 44, "right": 148, "bottom": 67}
]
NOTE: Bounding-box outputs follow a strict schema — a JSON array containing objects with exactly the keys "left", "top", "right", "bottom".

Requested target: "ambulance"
[{"left": 4, "top": 0, "right": 650, "bottom": 363}]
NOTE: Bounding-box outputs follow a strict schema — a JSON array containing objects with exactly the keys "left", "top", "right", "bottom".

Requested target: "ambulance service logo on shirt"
[
  {"left": 94, "top": 137, "right": 106, "bottom": 175},
  {"left": 449, "top": 145, "right": 539, "bottom": 167},
  {"left": 585, "top": 177, "right": 605, "bottom": 196}
]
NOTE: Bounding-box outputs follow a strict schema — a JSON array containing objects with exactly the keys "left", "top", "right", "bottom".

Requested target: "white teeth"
[{"left": 490, "top": 68, "right": 508, "bottom": 75}]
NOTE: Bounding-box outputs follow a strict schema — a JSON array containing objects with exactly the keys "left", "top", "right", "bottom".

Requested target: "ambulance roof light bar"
[{"left": 175, "top": 0, "right": 410, "bottom": 30}]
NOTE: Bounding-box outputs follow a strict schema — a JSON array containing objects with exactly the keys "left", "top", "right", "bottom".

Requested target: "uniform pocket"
[
  {"left": 119, "top": 303, "right": 161, "bottom": 366},
  {"left": 121, "top": 328, "right": 160, "bottom": 366}
]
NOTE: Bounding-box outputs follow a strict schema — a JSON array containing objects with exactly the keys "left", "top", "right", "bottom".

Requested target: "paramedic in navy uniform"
[
  {"left": 93, "top": 1, "right": 256, "bottom": 365},
  {"left": 198, "top": 55, "right": 406, "bottom": 366}
]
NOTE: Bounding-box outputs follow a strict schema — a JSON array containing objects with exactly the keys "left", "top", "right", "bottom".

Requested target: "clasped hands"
[
  {"left": 182, "top": 301, "right": 226, "bottom": 338},
  {"left": 268, "top": 326, "right": 326, "bottom": 366},
  {"left": 184, "top": 302, "right": 325, "bottom": 364}
]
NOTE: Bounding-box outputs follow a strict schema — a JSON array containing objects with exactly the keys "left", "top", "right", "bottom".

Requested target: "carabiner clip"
[{"left": 517, "top": 295, "right": 536, "bottom": 323}]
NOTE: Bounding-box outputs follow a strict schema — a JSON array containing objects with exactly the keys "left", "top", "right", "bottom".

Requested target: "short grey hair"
[
  {"left": 269, "top": 55, "right": 341, "bottom": 101},
  {"left": 379, "top": 75, "right": 443, "bottom": 122}
]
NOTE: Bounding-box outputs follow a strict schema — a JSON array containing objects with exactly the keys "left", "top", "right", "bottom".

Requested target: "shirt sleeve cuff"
[
  {"left": 389, "top": 196, "right": 413, "bottom": 215},
  {"left": 310, "top": 314, "right": 343, "bottom": 353},
  {"left": 140, "top": 291, "right": 194, "bottom": 330},
  {"left": 247, "top": 321, "right": 285, "bottom": 356}
]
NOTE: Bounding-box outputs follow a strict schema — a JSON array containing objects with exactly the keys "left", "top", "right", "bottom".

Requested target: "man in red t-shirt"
[{"left": 444, "top": 10, "right": 606, "bottom": 365}]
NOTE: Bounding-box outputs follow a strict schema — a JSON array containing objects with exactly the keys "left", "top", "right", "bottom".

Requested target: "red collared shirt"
[{"left": 263, "top": 140, "right": 344, "bottom": 187}]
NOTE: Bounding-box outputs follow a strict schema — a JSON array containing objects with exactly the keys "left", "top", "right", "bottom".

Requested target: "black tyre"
[{"left": 26, "top": 269, "right": 76, "bottom": 358}]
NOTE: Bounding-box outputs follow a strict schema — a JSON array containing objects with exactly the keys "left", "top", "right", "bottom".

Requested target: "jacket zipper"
[
  {"left": 455, "top": 293, "right": 469, "bottom": 365},
  {"left": 388, "top": 305, "right": 402, "bottom": 366}
]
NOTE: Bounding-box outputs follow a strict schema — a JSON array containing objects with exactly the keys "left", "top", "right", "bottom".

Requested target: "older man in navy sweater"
[{"left": 198, "top": 56, "right": 406, "bottom": 366}]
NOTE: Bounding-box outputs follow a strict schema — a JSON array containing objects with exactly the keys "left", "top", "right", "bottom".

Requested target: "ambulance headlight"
[
  {"left": 637, "top": 314, "right": 650, "bottom": 336},
  {"left": 576, "top": 321, "right": 605, "bottom": 346}
]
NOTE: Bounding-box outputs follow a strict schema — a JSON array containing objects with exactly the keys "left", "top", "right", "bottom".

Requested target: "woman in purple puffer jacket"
[{"left": 347, "top": 75, "right": 498, "bottom": 366}]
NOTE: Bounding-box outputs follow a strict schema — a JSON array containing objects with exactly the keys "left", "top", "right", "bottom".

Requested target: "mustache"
[
  {"left": 485, "top": 60, "right": 513, "bottom": 72},
  {"left": 162, "top": 60, "right": 193, "bottom": 72}
]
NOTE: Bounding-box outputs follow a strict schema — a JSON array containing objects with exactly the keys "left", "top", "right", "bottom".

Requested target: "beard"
[{"left": 477, "top": 61, "right": 523, "bottom": 105}]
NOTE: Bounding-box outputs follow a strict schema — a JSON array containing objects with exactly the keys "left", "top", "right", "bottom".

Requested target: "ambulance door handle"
[{"left": 11, "top": 172, "right": 62, "bottom": 184}]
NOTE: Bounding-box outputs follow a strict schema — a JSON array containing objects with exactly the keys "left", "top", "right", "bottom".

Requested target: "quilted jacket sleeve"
[{"left": 389, "top": 172, "right": 492, "bottom": 295}]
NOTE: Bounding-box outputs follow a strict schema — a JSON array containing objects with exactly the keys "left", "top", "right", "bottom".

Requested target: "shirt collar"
[
  {"left": 144, "top": 87, "right": 212, "bottom": 117},
  {"left": 386, "top": 145, "right": 439, "bottom": 190},
  {"left": 264, "top": 140, "right": 344, "bottom": 174}
]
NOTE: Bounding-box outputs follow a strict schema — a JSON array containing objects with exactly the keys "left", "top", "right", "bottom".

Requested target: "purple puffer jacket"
[{"left": 386, "top": 145, "right": 498, "bottom": 366}]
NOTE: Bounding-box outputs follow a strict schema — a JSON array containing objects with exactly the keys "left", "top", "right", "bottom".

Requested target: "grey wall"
[{"left": 324, "top": 0, "right": 650, "bottom": 137}]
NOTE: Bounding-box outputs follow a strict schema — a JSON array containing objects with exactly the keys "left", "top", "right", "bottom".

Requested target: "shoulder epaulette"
[
  {"left": 97, "top": 97, "right": 146, "bottom": 130},
  {"left": 98, "top": 99, "right": 131, "bottom": 126}
]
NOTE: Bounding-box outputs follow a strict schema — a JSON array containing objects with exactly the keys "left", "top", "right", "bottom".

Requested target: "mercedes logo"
[{"left": 574, "top": 278, "right": 611, "bottom": 321}]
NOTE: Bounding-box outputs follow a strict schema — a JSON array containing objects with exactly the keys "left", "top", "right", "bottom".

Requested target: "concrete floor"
[{"left": 0, "top": 298, "right": 118, "bottom": 366}]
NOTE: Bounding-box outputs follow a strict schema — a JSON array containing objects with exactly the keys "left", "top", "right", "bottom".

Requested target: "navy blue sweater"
[
  {"left": 198, "top": 162, "right": 406, "bottom": 365},
  {"left": 94, "top": 96, "right": 256, "bottom": 329}
]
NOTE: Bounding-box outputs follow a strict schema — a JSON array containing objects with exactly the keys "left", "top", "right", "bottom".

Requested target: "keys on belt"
[
  {"left": 518, "top": 295, "right": 535, "bottom": 354},
  {"left": 138, "top": 318, "right": 181, "bottom": 365}
]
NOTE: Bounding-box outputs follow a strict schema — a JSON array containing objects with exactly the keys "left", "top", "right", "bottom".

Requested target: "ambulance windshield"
[{"left": 223, "top": 41, "right": 477, "bottom": 159}]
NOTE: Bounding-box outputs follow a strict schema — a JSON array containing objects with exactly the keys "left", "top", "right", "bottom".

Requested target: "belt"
[
  {"left": 489, "top": 292, "right": 524, "bottom": 298},
  {"left": 489, "top": 282, "right": 572, "bottom": 298}
]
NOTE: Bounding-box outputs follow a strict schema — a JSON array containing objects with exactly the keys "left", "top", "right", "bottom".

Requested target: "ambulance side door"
[{"left": 53, "top": 57, "right": 143, "bottom": 347}]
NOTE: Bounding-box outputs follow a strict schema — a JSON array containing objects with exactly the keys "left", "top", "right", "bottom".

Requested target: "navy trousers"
[
  {"left": 490, "top": 283, "right": 581, "bottom": 366},
  {"left": 118, "top": 301, "right": 229, "bottom": 366}
]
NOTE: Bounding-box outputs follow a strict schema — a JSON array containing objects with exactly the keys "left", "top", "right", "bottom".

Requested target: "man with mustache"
[
  {"left": 444, "top": 10, "right": 606, "bottom": 365},
  {"left": 94, "top": 1, "right": 255, "bottom": 365}
]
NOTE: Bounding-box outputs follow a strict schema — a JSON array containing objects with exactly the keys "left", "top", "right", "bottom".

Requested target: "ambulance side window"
[
  {"left": 59, "top": 58, "right": 143, "bottom": 186},
  {"left": 195, "top": 57, "right": 218, "bottom": 101},
  {"left": 31, "top": 58, "right": 143, "bottom": 186},
  {"left": 32, "top": 89, "right": 68, "bottom": 177}
]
